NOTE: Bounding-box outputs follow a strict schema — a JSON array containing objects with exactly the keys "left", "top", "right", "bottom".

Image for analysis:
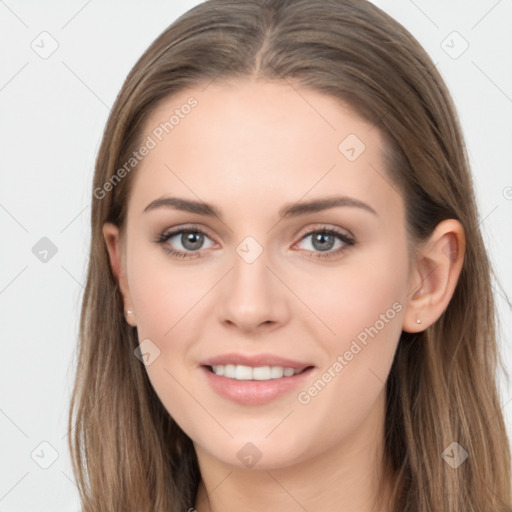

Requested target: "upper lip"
[{"left": 200, "top": 353, "right": 313, "bottom": 371}]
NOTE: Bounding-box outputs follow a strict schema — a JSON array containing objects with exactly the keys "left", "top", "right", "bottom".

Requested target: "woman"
[{"left": 68, "top": 0, "right": 512, "bottom": 510}]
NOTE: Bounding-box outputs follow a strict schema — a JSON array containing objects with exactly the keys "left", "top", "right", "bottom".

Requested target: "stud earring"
[
  {"left": 126, "top": 310, "right": 133, "bottom": 316},
  {"left": 416, "top": 318, "right": 421, "bottom": 324}
]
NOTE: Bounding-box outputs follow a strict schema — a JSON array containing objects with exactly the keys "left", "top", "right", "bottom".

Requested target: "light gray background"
[{"left": 1, "top": 1, "right": 511, "bottom": 510}]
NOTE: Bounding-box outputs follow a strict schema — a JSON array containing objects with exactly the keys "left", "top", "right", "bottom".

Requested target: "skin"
[{"left": 103, "top": 79, "right": 465, "bottom": 512}]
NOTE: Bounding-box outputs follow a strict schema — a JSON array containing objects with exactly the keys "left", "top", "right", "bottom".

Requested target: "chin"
[{"left": 195, "top": 432, "right": 310, "bottom": 471}]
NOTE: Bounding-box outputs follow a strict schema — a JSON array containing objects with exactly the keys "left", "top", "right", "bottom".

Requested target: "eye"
[
  {"left": 294, "top": 227, "right": 355, "bottom": 259},
  {"left": 155, "top": 225, "right": 355, "bottom": 260},
  {"left": 155, "top": 227, "right": 215, "bottom": 259}
]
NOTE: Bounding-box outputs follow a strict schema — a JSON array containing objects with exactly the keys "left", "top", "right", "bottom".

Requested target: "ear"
[
  {"left": 402, "top": 219, "right": 465, "bottom": 333},
  {"left": 102, "top": 222, "right": 136, "bottom": 327}
]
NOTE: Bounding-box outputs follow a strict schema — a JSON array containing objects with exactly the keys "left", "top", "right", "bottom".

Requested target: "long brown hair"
[{"left": 68, "top": 0, "right": 512, "bottom": 510}]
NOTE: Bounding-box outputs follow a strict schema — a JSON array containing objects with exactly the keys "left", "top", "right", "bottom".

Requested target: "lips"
[{"left": 199, "top": 353, "right": 315, "bottom": 405}]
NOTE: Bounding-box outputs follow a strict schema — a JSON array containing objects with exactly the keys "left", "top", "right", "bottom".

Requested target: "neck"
[{"left": 193, "top": 390, "right": 394, "bottom": 512}]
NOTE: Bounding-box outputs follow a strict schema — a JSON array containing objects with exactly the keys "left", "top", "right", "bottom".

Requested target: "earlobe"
[
  {"left": 102, "top": 222, "right": 136, "bottom": 326},
  {"left": 402, "top": 219, "right": 465, "bottom": 333}
]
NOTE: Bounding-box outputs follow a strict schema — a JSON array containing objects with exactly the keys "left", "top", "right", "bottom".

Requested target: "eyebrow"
[{"left": 142, "top": 195, "right": 378, "bottom": 219}]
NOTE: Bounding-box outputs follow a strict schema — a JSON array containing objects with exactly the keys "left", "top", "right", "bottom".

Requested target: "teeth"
[{"left": 211, "top": 364, "right": 303, "bottom": 380}]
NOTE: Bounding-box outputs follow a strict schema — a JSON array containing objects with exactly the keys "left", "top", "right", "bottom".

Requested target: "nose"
[{"left": 217, "top": 244, "right": 290, "bottom": 333}]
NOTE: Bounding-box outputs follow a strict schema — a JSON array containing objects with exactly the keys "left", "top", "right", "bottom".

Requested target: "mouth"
[
  {"left": 199, "top": 355, "right": 315, "bottom": 405},
  {"left": 205, "top": 364, "right": 311, "bottom": 381}
]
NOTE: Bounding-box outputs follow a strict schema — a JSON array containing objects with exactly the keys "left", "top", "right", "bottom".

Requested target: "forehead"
[{"left": 127, "top": 79, "right": 401, "bottom": 222}]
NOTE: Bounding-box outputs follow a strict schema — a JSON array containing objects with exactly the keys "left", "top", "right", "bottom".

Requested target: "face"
[{"left": 107, "top": 79, "right": 414, "bottom": 470}]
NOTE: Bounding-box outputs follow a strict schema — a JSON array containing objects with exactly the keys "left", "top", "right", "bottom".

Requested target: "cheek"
[
  {"left": 292, "top": 240, "right": 407, "bottom": 406},
  {"left": 291, "top": 264, "right": 405, "bottom": 458},
  {"left": 304, "top": 272, "right": 404, "bottom": 394},
  {"left": 126, "top": 246, "right": 218, "bottom": 416},
  {"left": 301, "top": 241, "right": 408, "bottom": 347},
  {"left": 127, "top": 238, "right": 216, "bottom": 339}
]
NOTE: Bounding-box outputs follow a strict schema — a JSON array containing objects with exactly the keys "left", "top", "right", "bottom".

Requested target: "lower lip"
[{"left": 201, "top": 366, "right": 314, "bottom": 405}]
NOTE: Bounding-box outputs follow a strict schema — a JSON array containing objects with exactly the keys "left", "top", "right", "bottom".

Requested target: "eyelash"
[{"left": 154, "top": 226, "right": 356, "bottom": 260}]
